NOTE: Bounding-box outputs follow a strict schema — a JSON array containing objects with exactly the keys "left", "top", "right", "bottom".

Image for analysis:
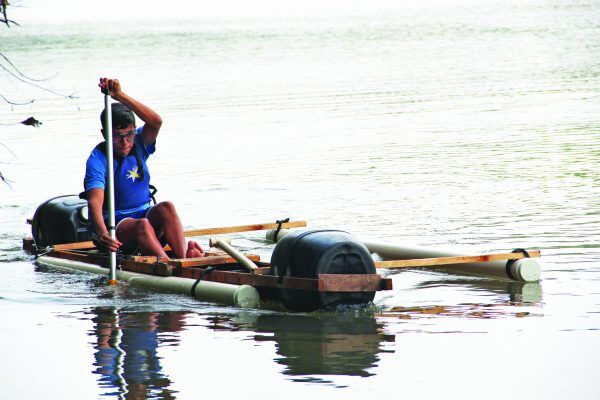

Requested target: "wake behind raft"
[{"left": 23, "top": 195, "right": 542, "bottom": 311}]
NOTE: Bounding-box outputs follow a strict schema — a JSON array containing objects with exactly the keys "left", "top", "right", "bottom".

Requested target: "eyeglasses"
[{"left": 112, "top": 129, "right": 136, "bottom": 143}]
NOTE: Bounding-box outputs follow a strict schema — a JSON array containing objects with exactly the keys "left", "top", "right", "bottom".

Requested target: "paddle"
[{"left": 103, "top": 87, "right": 118, "bottom": 285}]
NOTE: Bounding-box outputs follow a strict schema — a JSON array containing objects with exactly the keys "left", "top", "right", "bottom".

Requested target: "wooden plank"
[
  {"left": 54, "top": 250, "right": 173, "bottom": 276},
  {"left": 53, "top": 241, "right": 96, "bottom": 251},
  {"left": 374, "top": 250, "right": 541, "bottom": 269},
  {"left": 184, "top": 220, "right": 307, "bottom": 237},
  {"left": 178, "top": 268, "right": 390, "bottom": 292},
  {"left": 31, "top": 219, "right": 307, "bottom": 253},
  {"left": 129, "top": 255, "right": 170, "bottom": 264},
  {"left": 168, "top": 254, "right": 261, "bottom": 268},
  {"left": 251, "top": 267, "right": 270, "bottom": 275},
  {"left": 380, "top": 278, "right": 393, "bottom": 290},
  {"left": 178, "top": 268, "right": 320, "bottom": 291},
  {"left": 317, "top": 274, "right": 386, "bottom": 292},
  {"left": 122, "top": 260, "right": 173, "bottom": 276}
]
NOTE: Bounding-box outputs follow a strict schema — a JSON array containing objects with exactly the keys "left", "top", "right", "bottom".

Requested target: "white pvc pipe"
[
  {"left": 362, "top": 240, "right": 541, "bottom": 282},
  {"left": 266, "top": 229, "right": 541, "bottom": 282},
  {"left": 37, "top": 256, "right": 261, "bottom": 308},
  {"left": 104, "top": 93, "right": 117, "bottom": 284},
  {"left": 209, "top": 238, "right": 258, "bottom": 272}
]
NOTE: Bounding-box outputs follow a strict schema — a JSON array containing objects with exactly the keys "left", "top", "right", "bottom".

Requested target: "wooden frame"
[{"left": 48, "top": 250, "right": 392, "bottom": 293}]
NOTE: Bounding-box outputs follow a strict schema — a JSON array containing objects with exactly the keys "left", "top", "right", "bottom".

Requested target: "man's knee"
[
  {"left": 135, "top": 218, "right": 156, "bottom": 236},
  {"left": 152, "top": 201, "right": 178, "bottom": 219}
]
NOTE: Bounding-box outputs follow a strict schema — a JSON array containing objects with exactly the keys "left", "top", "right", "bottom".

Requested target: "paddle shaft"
[{"left": 104, "top": 92, "right": 117, "bottom": 284}]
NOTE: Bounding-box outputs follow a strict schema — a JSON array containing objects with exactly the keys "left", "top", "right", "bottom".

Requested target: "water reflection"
[
  {"left": 382, "top": 279, "right": 543, "bottom": 320},
  {"left": 235, "top": 312, "right": 394, "bottom": 382},
  {"left": 90, "top": 307, "right": 188, "bottom": 399},
  {"left": 89, "top": 307, "right": 394, "bottom": 393},
  {"left": 416, "top": 278, "right": 543, "bottom": 305}
]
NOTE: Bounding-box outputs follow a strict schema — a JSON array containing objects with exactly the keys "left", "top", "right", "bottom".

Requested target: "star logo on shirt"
[{"left": 126, "top": 166, "right": 141, "bottom": 182}]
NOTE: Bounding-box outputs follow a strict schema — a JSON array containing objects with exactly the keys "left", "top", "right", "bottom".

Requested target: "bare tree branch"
[
  {"left": 0, "top": 2, "right": 77, "bottom": 106},
  {"left": 0, "top": 141, "right": 17, "bottom": 158},
  {"left": 0, "top": 171, "right": 14, "bottom": 189},
  {"left": 0, "top": 61, "right": 78, "bottom": 99},
  {"left": 0, "top": 0, "right": 19, "bottom": 28},
  {"left": 0, "top": 53, "right": 57, "bottom": 82},
  {"left": 0, "top": 93, "right": 34, "bottom": 105},
  {"left": 0, "top": 1, "right": 57, "bottom": 187}
]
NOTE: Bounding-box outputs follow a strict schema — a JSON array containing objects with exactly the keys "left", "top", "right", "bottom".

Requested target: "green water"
[{"left": 1, "top": 1, "right": 599, "bottom": 398}]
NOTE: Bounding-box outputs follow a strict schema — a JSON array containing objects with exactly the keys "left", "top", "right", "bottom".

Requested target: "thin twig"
[
  {"left": 0, "top": 0, "right": 19, "bottom": 28},
  {"left": 0, "top": 53, "right": 57, "bottom": 82},
  {"left": 0, "top": 171, "right": 14, "bottom": 189},
  {"left": 0, "top": 93, "right": 34, "bottom": 106},
  {"left": 0, "top": 18, "right": 20, "bottom": 27},
  {"left": 0, "top": 63, "right": 77, "bottom": 99},
  {"left": 1, "top": 1, "right": 8, "bottom": 27},
  {"left": 0, "top": 142, "right": 18, "bottom": 158}
]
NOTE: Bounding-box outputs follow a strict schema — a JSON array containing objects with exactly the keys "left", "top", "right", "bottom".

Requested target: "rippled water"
[{"left": 1, "top": 1, "right": 599, "bottom": 399}]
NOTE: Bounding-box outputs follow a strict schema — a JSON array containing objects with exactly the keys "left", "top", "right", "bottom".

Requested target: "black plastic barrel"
[
  {"left": 270, "top": 230, "right": 376, "bottom": 311},
  {"left": 31, "top": 195, "right": 91, "bottom": 248}
]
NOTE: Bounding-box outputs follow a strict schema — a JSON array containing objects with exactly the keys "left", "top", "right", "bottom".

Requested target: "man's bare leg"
[
  {"left": 116, "top": 218, "right": 169, "bottom": 258},
  {"left": 146, "top": 201, "right": 204, "bottom": 259},
  {"left": 146, "top": 201, "right": 186, "bottom": 258}
]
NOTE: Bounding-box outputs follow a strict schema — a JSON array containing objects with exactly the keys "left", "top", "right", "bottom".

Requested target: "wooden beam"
[
  {"left": 52, "top": 241, "right": 96, "bottom": 251},
  {"left": 32, "top": 220, "right": 306, "bottom": 252},
  {"left": 184, "top": 220, "right": 307, "bottom": 237},
  {"left": 177, "top": 268, "right": 391, "bottom": 292},
  {"left": 168, "top": 254, "right": 261, "bottom": 268},
  {"left": 318, "top": 274, "right": 387, "bottom": 292},
  {"left": 374, "top": 250, "right": 541, "bottom": 269},
  {"left": 178, "top": 268, "right": 319, "bottom": 290},
  {"left": 54, "top": 250, "right": 174, "bottom": 276}
]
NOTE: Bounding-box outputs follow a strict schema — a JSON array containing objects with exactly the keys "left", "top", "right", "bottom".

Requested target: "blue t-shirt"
[{"left": 84, "top": 127, "right": 155, "bottom": 220}]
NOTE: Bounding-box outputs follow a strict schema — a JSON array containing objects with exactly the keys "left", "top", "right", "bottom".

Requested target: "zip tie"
[
  {"left": 505, "top": 248, "right": 531, "bottom": 280},
  {"left": 190, "top": 266, "right": 214, "bottom": 297},
  {"left": 273, "top": 218, "right": 290, "bottom": 243}
]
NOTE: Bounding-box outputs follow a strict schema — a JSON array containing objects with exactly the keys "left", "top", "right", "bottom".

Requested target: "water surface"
[{"left": 1, "top": 1, "right": 599, "bottom": 398}]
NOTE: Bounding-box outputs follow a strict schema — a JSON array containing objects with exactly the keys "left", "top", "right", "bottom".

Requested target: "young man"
[{"left": 84, "top": 77, "right": 203, "bottom": 259}]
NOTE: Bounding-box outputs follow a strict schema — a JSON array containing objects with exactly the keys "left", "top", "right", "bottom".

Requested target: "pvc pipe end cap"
[
  {"left": 234, "top": 285, "right": 261, "bottom": 308},
  {"left": 511, "top": 258, "right": 541, "bottom": 282}
]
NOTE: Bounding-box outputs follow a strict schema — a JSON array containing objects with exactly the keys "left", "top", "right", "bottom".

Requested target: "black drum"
[
  {"left": 270, "top": 230, "right": 376, "bottom": 311},
  {"left": 31, "top": 195, "right": 91, "bottom": 248}
]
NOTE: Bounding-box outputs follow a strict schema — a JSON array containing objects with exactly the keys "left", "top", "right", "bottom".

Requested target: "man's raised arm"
[{"left": 98, "top": 77, "right": 163, "bottom": 147}]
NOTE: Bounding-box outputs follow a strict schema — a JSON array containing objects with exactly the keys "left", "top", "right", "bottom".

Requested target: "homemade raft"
[{"left": 24, "top": 195, "right": 542, "bottom": 311}]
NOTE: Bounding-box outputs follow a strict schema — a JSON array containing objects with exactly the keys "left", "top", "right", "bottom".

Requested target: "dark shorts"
[{"left": 115, "top": 206, "right": 152, "bottom": 227}]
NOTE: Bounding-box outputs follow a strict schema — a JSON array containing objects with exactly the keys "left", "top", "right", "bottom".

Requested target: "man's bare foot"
[{"left": 186, "top": 240, "right": 205, "bottom": 258}]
